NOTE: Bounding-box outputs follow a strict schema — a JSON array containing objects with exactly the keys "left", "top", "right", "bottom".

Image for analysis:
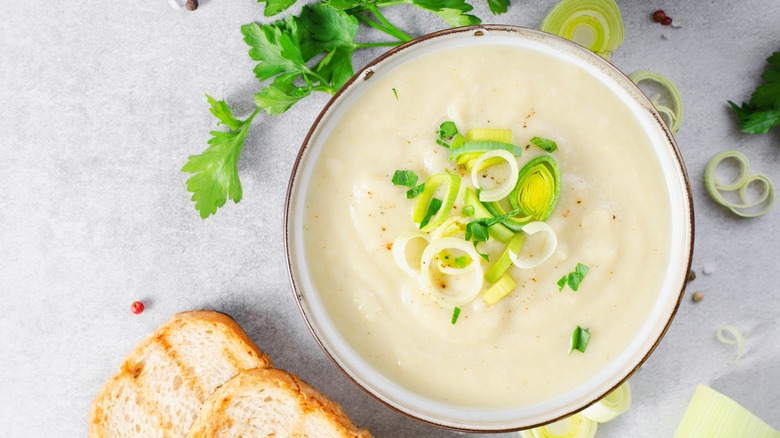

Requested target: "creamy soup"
[{"left": 303, "top": 44, "right": 671, "bottom": 408}]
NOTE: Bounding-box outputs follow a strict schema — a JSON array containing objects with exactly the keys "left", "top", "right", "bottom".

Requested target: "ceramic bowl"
[{"left": 285, "top": 25, "right": 693, "bottom": 431}]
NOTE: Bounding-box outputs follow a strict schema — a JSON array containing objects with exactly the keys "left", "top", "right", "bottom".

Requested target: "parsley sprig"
[
  {"left": 183, "top": 0, "right": 508, "bottom": 218},
  {"left": 728, "top": 49, "right": 780, "bottom": 135}
]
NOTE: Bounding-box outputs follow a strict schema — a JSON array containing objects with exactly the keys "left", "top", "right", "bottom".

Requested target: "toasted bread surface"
[
  {"left": 89, "top": 311, "right": 272, "bottom": 438},
  {"left": 185, "top": 368, "right": 372, "bottom": 438}
]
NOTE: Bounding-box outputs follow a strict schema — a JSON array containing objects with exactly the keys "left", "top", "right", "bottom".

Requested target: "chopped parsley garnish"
[
  {"left": 451, "top": 307, "right": 461, "bottom": 324},
  {"left": 391, "top": 169, "right": 419, "bottom": 188},
  {"left": 728, "top": 49, "right": 780, "bottom": 134},
  {"left": 453, "top": 255, "right": 470, "bottom": 268},
  {"left": 569, "top": 325, "right": 591, "bottom": 355},
  {"left": 558, "top": 262, "right": 589, "bottom": 292},
  {"left": 436, "top": 121, "right": 460, "bottom": 148},
  {"left": 465, "top": 220, "right": 490, "bottom": 243},
  {"left": 405, "top": 183, "right": 425, "bottom": 199},
  {"left": 419, "top": 197, "right": 443, "bottom": 229},
  {"left": 530, "top": 136, "right": 558, "bottom": 152},
  {"left": 392, "top": 87, "right": 399, "bottom": 100}
]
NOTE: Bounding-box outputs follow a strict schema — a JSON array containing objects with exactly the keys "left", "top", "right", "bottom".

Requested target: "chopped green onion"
[
  {"left": 420, "top": 237, "right": 484, "bottom": 307},
  {"left": 412, "top": 173, "right": 461, "bottom": 231},
  {"left": 519, "top": 413, "right": 598, "bottom": 438},
  {"left": 509, "top": 155, "right": 561, "bottom": 223},
  {"left": 509, "top": 221, "right": 558, "bottom": 269},
  {"left": 462, "top": 205, "right": 475, "bottom": 217},
  {"left": 674, "top": 385, "right": 780, "bottom": 438},
  {"left": 540, "top": 0, "right": 624, "bottom": 59},
  {"left": 581, "top": 382, "right": 631, "bottom": 423},
  {"left": 471, "top": 149, "right": 520, "bottom": 202},
  {"left": 462, "top": 187, "right": 514, "bottom": 242},
  {"left": 392, "top": 232, "right": 429, "bottom": 275},
  {"left": 569, "top": 325, "right": 591, "bottom": 355},
  {"left": 391, "top": 169, "right": 418, "bottom": 188},
  {"left": 405, "top": 183, "right": 425, "bottom": 199},
  {"left": 481, "top": 272, "right": 517, "bottom": 305},
  {"left": 465, "top": 128, "right": 513, "bottom": 143},
  {"left": 628, "top": 70, "right": 684, "bottom": 134},
  {"left": 530, "top": 136, "right": 558, "bottom": 152},
  {"left": 704, "top": 150, "right": 775, "bottom": 218},
  {"left": 485, "top": 232, "right": 526, "bottom": 283},
  {"left": 451, "top": 307, "right": 461, "bottom": 324},
  {"left": 558, "top": 262, "right": 590, "bottom": 291},
  {"left": 419, "top": 198, "right": 442, "bottom": 230},
  {"left": 716, "top": 325, "right": 746, "bottom": 364},
  {"left": 449, "top": 141, "right": 523, "bottom": 163}
]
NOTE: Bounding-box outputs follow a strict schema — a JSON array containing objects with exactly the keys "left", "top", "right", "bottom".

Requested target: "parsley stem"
[
  {"left": 355, "top": 41, "right": 403, "bottom": 49},
  {"left": 362, "top": 5, "right": 412, "bottom": 42}
]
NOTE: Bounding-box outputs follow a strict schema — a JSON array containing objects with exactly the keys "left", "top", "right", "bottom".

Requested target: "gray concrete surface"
[{"left": 1, "top": 0, "right": 779, "bottom": 436}]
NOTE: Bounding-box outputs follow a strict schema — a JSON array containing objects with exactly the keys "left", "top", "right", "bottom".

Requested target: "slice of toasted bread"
[
  {"left": 185, "top": 368, "right": 372, "bottom": 438},
  {"left": 89, "top": 311, "right": 273, "bottom": 438}
]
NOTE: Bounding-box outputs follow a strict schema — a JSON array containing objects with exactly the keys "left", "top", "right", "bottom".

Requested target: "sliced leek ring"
[
  {"left": 392, "top": 232, "right": 429, "bottom": 275},
  {"left": 540, "top": 0, "right": 624, "bottom": 59},
  {"left": 510, "top": 221, "right": 557, "bottom": 269},
  {"left": 412, "top": 173, "right": 462, "bottom": 231},
  {"left": 703, "top": 151, "right": 774, "bottom": 218},
  {"left": 716, "top": 325, "right": 746, "bottom": 364},
  {"left": 518, "top": 413, "right": 598, "bottom": 438},
  {"left": 628, "top": 70, "right": 684, "bottom": 134},
  {"left": 471, "top": 149, "right": 520, "bottom": 202},
  {"left": 510, "top": 155, "right": 561, "bottom": 224},
  {"left": 581, "top": 381, "right": 631, "bottom": 423},
  {"left": 428, "top": 216, "right": 471, "bottom": 242},
  {"left": 420, "top": 237, "right": 484, "bottom": 307}
]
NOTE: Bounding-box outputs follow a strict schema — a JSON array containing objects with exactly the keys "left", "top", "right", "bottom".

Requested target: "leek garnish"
[
  {"left": 482, "top": 273, "right": 517, "bottom": 305},
  {"left": 463, "top": 187, "right": 514, "bottom": 242},
  {"left": 392, "top": 232, "right": 429, "bottom": 275},
  {"left": 419, "top": 198, "right": 442, "bottom": 229},
  {"left": 558, "top": 263, "right": 589, "bottom": 291},
  {"left": 569, "top": 325, "right": 591, "bottom": 355},
  {"left": 451, "top": 307, "right": 461, "bottom": 325},
  {"left": 510, "top": 155, "right": 561, "bottom": 224},
  {"left": 412, "top": 173, "right": 461, "bottom": 231},
  {"left": 509, "top": 221, "right": 558, "bottom": 269},
  {"left": 628, "top": 70, "right": 684, "bottom": 134},
  {"left": 581, "top": 382, "right": 631, "bottom": 423},
  {"left": 530, "top": 136, "right": 558, "bottom": 152},
  {"left": 704, "top": 150, "right": 775, "bottom": 218},
  {"left": 420, "top": 237, "right": 484, "bottom": 306},
  {"left": 391, "top": 169, "right": 418, "bottom": 187},
  {"left": 465, "top": 128, "right": 513, "bottom": 143},
  {"left": 716, "top": 325, "right": 746, "bottom": 364},
  {"left": 471, "top": 150, "right": 521, "bottom": 202},
  {"left": 485, "top": 232, "right": 526, "bottom": 283},
  {"left": 406, "top": 183, "right": 425, "bottom": 199},
  {"left": 462, "top": 205, "right": 475, "bottom": 217},
  {"left": 518, "top": 413, "right": 598, "bottom": 438},
  {"left": 540, "top": 0, "right": 624, "bottom": 60},
  {"left": 674, "top": 385, "right": 780, "bottom": 438},
  {"left": 450, "top": 141, "right": 523, "bottom": 164}
]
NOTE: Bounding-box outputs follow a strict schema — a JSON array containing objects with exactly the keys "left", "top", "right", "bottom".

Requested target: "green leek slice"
[
  {"left": 674, "top": 385, "right": 780, "bottom": 438},
  {"left": 392, "top": 232, "right": 429, "bottom": 275},
  {"left": 419, "top": 237, "right": 484, "bottom": 307},
  {"left": 412, "top": 173, "right": 461, "bottom": 231},
  {"left": 581, "top": 382, "right": 631, "bottom": 423},
  {"left": 716, "top": 325, "right": 746, "bottom": 364},
  {"left": 628, "top": 70, "right": 684, "bottom": 134},
  {"left": 519, "top": 413, "right": 598, "bottom": 438},
  {"left": 509, "top": 155, "right": 561, "bottom": 223},
  {"left": 704, "top": 150, "right": 775, "bottom": 218},
  {"left": 540, "top": 0, "right": 624, "bottom": 60},
  {"left": 471, "top": 150, "right": 520, "bottom": 202},
  {"left": 465, "top": 128, "right": 513, "bottom": 143},
  {"left": 485, "top": 232, "right": 526, "bottom": 283},
  {"left": 449, "top": 141, "right": 523, "bottom": 163},
  {"left": 462, "top": 187, "right": 514, "bottom": 242},
  {"left": 481, "top": 272, "right": 516, "bottom": 305},
  {"left": 510, "top": 221, "right": 557, "bottom": 269}
]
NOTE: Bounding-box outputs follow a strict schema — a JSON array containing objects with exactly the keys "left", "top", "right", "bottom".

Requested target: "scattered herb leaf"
[
  {"left": 392, "top": 87, "right": 399, "bottom": 100},
  {"left": 451, "top": 306, "right": 461, "bottom": 324},
  {"left": 454, "top": 255, "right": 470, "bottom": 268},
  {"left": 405, "top": 183, "right": 426, "bottom": 199},
  {"left": 530, "top": 136, "right": 558, "bottom": 152},
  {"left": 420, "top": 197, "right": 443, "bottom": 229},
  {"left": 558, "top": 262, "right": 590, "bottom": 291},
  {"left": 392, "top": 169, "right": 419, "bottom": 187},
  {"left": 465, "top": 220, "right": 490, "bottom": 243},
  {"left": 569, "top": 325, "right": 591, "bottom": 354},
  {"left": 487, "top": 0, "right": 510, "bottom": 14},
  {"left": 729, "top": 49, "right": 780, "bottom": 135}
]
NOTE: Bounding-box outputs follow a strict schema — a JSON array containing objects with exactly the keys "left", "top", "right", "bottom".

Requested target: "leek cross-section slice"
[
  {"left": 540, "top": 0, "right": 624, "bottom": 60},
  {"left": 510, "top": 155, "right": 561, "bottom": 223}
]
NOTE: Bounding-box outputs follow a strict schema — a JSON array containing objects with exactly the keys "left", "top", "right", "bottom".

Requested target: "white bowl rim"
[{"left": 284, "top": 24, "right": 694, "bottom": 432}]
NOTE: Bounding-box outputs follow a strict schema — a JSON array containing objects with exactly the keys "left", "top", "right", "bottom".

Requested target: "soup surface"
[{"left": 303, "top": 43, "right": 671, "bottom": 408}]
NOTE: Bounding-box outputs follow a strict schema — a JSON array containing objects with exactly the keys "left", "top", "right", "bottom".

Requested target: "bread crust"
[{"left": 88, "top": 311, "right": 272, "bottom": 437}]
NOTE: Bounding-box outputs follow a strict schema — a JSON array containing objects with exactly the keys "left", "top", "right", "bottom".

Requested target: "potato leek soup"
[{"left": 302, "top": 44, "right": 671, "bottom": 408}]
